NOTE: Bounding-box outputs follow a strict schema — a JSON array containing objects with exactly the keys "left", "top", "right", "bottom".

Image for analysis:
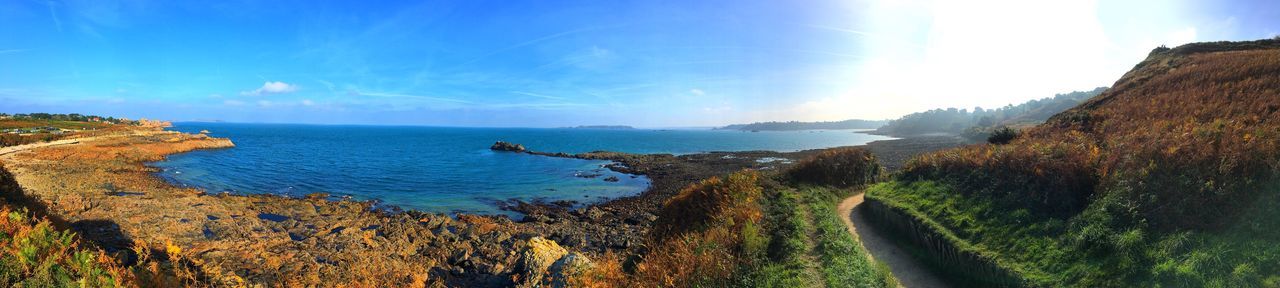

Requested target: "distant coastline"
[
  {"left": 564, "top": 125, "right": 636, "bottom": 129},
  {"left": 715, "top": 119, "right": 889, "bottom": 131}
]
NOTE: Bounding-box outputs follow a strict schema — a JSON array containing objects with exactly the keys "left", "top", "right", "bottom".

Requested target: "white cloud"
[
  {"left": 690, "top": 89, "right": 705, "bottom": 96},
  {"left": 301, "top": 99, "right": 315, "bottom": 106},
  {"left": 257, "top": 100, "right": 273, "bottom": 107},
  {"left": 223, "top": 100, "right": 245, "bottom": 106},
  {"left": 240, "top": 81, "right": 298, "bottom": 96}
]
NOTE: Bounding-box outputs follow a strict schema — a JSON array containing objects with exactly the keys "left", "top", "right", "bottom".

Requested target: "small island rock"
[{"left": 490, "top": 141, "right": 527, "bottom": 152}]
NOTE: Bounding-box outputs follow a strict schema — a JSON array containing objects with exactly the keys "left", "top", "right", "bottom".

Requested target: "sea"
[{"left": 155, "top": 122, "right": 894, "bottom": 216}]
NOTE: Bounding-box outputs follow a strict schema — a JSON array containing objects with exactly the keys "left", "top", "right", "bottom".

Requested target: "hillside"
[
  {"left": 872, "top": 87, "right": 1106, "bottom": 138},
  {"left": 716, "top": 119, "right": 889, "bottom": 131},
  {"left": 867, "top": 38, "right": 1280, "bottom": 286}
]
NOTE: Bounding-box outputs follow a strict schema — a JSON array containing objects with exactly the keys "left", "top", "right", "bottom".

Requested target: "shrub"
[
  {"left": 0, "top": 208, "right": 126, "bottom": 287},
  {"left": 786, "top": 148, "right": 882, "bottom": 188},
  {"left": 578, "top": 171, "right": 765, "bottom": 287},
  {"left": 879, "top": 42, "right": 1280, "bottom": 286},
  {"left": 987, "top": 126, "right": 1019, "bottom": 144},
  {"left": 902, "top": 140, "right": 1100, "bottom": 218},
  {"left": 650, "top": 171, "right": 763, "bottom": 242}
]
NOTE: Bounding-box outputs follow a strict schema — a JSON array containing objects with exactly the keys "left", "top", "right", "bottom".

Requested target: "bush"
[
  {"left": 902, "top": 140, "right": 1100, "bottom": 218},
  {"left": 650, "top": 171, "right": 763, "bottom": 242},
  {"left": 0, "top": 209, "right": 126, "bottom": 287},
  {"left": 575, "top": 171, "right": 765, "bottom": 287},
  {"left": 787, "top": 148, "right": 882, "bottom": 188},
  {"left": 987, "top": 126, "right": 1019, "bottom": 144}
]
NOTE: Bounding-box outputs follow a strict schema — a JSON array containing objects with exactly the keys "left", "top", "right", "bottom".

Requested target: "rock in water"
[{"left": 490, "top": 141, "right": 527, "bottom": 152}]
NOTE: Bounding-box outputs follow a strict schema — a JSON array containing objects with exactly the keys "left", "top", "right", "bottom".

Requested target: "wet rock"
[
  {"left": 257, "top": 213, "right": 290, "bottom": 222},
  {"left": 550, "top": 200, "right": 576, "bottom": 207},
  {"left": 521, "top": 214, "right": 552, "bottom": 224},
  {"left": 584, "top": 207, "right": 607, "bottom": 220},
  {"left": 603, "top": 176, "right": 620, "bottom": 182},
  {"left": 490, "top": 141, "right": 526, "bottom": 152}
]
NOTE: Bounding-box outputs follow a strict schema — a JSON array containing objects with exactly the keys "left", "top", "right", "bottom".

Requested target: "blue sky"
[{"left": 1, "top": 0, "right": 1277, "bottom": 127}]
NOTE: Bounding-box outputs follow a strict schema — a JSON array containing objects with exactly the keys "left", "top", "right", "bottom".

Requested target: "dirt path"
[{"left": 839, "top": 193, "right": 950, "bottom": 288}]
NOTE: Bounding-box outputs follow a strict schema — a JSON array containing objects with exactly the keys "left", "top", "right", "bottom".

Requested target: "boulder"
[
  {"left": 513, "top": 237, "right": 595, "bottom": 288},
  {"left": 547, "top": 252, "right": 594, "bottom": 287},
  {"left": 490, "top": 141, "right": 527, "bottom": 152},
  {"left": 514, "top": 237, "right": 568, "bottom": 287}
]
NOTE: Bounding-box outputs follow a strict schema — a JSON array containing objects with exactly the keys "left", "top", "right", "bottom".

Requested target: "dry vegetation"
[
  {"left": 874, "top": 40, "right": 1280, "bottom": 286},
  {"left": 576, "top": 171, "right": 765, "bottom": 287},
  {"left": 785, "top": 147, "right": 882, "bottom": 188},
  {"left": 575, "top": 149, "right": 896, "bottom": 287}
]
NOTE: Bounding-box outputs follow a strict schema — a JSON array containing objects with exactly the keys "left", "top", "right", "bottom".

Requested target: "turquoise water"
[{"left": 156, "top": 123, "right": 892, "bottom": 216}]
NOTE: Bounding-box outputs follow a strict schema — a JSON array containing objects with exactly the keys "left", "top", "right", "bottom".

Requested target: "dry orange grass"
[
  {"left": 904, "top": 44, "right": 1280, "bottom": 229},
  {"left": 575, "top": 170, "right": 764, "bottom": 287},
  {"left": 786, "top": 147, "right": 882, "bottom": 188}
]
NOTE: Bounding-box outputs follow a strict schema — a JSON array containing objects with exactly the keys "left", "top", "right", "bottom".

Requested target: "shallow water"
[{"left": 156, "top": 123, "right": 892, "bottom": 216}]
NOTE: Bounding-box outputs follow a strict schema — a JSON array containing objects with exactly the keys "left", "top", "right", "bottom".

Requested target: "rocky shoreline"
[{"left": 0, "top": 127, "right": 964, "bottom": 286}]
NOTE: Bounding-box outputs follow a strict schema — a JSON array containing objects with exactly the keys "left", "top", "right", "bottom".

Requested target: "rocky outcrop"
[
  {"left": 513, "top": 237, "right": 594, "bottom": 288},
  {"left": 490, "top": 141, "right": 527, "bottom": 152},
  {"left": 515, "top": 237, "right": 568, "bottom": 287}
]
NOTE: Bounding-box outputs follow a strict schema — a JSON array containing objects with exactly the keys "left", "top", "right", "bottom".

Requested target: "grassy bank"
[
  {"left": 859, "top": 40, "right": 1280, "bottom": 287},
  {"left": 868, "top": 180, "right": 1280, "bottom": 286},
  {"left": 576, "top": 148, "right": 896, "bottom": 287},
  {"left": 746, "top": 185, "right": 895, "bottom": 287}
]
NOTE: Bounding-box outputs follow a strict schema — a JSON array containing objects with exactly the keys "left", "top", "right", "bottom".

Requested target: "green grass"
[
  {"left": 0, "top": 119, "right": 112, "bottom": 130},
  {"left": 742, "top": 185, "right": 896, "bottom": 287},
  {"left": 0, "top": 209, "right": 124, "bottom": 287},
  {"left": 801, "top": 186, "right": 897, "bottom": 288},
  {"left": 868, "top": 180, "right": 1280, "bottom": 287}
]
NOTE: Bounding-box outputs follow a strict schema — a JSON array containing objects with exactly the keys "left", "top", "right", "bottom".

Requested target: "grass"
[
  {"left": 0, "top": 208, "right": 124, "bottom": 287},
  {"left": 575, "top": 163, "right": 895, "bottom": 287},
  {"left": 743, "top": 185, "right": 896, "bottom": 288},
  {"left": 0, "top": 119, "right": 113, "bottom": 130},
  {"left": 867, "top": 40, "right": 1280, "bottom": 286},
  {"left": 801, "top": 186, "right": 896, "bottom": 288},
  {"left": 746, "top": 186, "right": 819, "bottom": 286},
  {"left": 869, "top": 179, "right": 1280, "bottom": 287}
]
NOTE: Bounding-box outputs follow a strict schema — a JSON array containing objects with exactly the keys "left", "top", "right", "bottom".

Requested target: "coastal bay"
[{"left": 0, "top": 125, "right": 959, "bottom": 286}]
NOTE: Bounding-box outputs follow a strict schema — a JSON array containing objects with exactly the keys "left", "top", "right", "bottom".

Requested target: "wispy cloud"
[
  {"left": 241, "top": 81, "right": 299, "bottom": 96},
  {"left": 690, "top": 89, "right": 705, "bottom": 96},
  {"left": 44, "top": 0, "right": 62, "bottom": 32},
  {"left": 510, "top": 91, "right": 566, "bottom": 100},
  {"left": 452, "top": 27, "right": 603, "bottom": 69},
  {"left": 486, "top": 102, "right": 586, "bottom": 109},
  {"left": 354, "top": 91, "right": 474, "bottom": 104},
  {"left": 0, "top": 49, "right": 29, "bottom": 55}
]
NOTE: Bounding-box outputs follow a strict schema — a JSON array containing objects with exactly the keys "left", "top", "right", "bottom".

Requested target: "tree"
[{"left": 988, "top": 126, "right": 1019, "bottom": 144}]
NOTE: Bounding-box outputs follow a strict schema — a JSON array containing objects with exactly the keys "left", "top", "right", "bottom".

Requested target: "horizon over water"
[{"left": 156, "top": 122, "right": 893, "bottom": 216}]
